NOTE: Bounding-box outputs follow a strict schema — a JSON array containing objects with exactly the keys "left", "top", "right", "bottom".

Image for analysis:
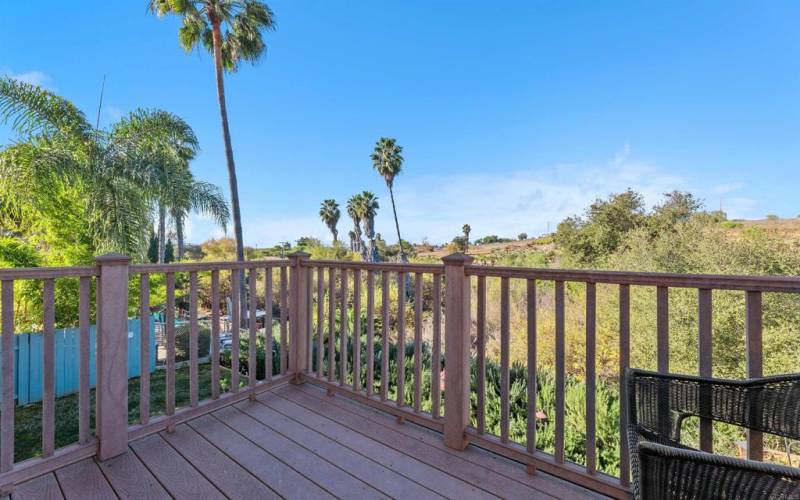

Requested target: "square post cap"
[
  {"left": 442, "top": 253, "right": 474, "bottom": 265},
  {"left": 95, "top": 253, "right": 132, "bottom": 265},
  {"left": 287, "top": 251, "right": 311, "bottom": 260}
]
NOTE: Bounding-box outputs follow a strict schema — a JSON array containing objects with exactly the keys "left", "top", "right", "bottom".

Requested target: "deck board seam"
[
  {"left": 247, "top": 397, "right": 449, "bottom": 499},
  {"left": 43, "top": 470, "right": 68, "bottom": 500},
  {"left": 203, "top": 411, "right": 344, "bottom": 499},
  {"left": 157, "top": 425, "right": 280, "bottom": 499},
  {"left": 125, "top": 444, "right": 175, "bottom": 499},
  {"left": 260, "top": 391, "right": 507, "bottom": 499},
  {"left": 91, "top": 457, "right": 127, "bottom": 500},
  {"left": 293, "top": 383, "right": 584, "bottom": 499},
  {"left": 272, "top": 387, "right": 551, "bottom": 500},
  {"left": 130, "top": 433, "right": 224, "bottom": 499},
  {"left": 215, "top": 405, "right": 386, "bottom": 499},
  {"left": 169, "top": 420, "right": 284, "bottom": 499}
]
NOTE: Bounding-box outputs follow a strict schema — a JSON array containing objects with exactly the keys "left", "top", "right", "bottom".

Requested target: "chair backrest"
[{"left": 627, "top": 369, "right": 800, "bottom": 441}]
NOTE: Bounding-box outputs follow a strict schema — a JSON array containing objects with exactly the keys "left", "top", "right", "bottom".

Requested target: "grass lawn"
[{"left": 7, "top": 363, "right": 233, "bottom": 462}]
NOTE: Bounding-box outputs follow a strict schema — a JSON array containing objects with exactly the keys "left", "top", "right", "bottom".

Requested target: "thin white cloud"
[
  {"left": 186, "top": 147, "right": 762, "bottom": 246},
  {"left": 103, "top": 105, "right": 124, "bottom": 124},
  {"left": 711, "top": 182, "right": 744, "bottom": 195},
  {"left": 3, "top": 69, "right": 53, "bottom": 89}
]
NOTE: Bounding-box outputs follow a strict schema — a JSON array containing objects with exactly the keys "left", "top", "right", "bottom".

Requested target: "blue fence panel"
[{"left": 1, "top": 315, "right": 156, "bottom": 406}]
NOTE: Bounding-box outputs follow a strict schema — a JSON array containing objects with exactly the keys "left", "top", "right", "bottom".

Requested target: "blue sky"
[{"left": 3, "top": 1, "right": 799, "bottom": 246}]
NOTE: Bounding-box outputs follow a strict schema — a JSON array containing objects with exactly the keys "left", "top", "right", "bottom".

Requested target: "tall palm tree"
[
  {"left": 462, "top": 224, "right": 471, "bottom": 243},
  {"left": 370, "top": 137, "right": 406, "bottom": 262},
  {"left": 346, "top": 193, "right": 365, "bottom": 255},
  {"left": 319, "top": 199, "right": 341, "bottom": 244},
  {"left": 149, "top": 0, "right": 276, "bottom": 267},
  {"left": 358, "top": 191, "right": 379, "bottom": 262}
]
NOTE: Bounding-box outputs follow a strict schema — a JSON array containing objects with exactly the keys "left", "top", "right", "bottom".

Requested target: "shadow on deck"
[{"left": 12, "top": 383, "right": 602, "bottom": 499}]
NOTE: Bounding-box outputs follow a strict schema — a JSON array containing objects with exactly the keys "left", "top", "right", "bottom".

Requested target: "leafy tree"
[
  {"left": 319, "top": 199, "right": 341, "bottom": 243},
  {"left": 147, "top": 230, "right": 159, "bottom": 263},
  {"left": 518, "top": 232, "right": 528, "bottom": 240},
  {"left": 149, "top": 0, "right": 277, "bottom": 268},
  {"left": 450, "top": 235, "right": 469, "bottom": 253},
  {"left": 647, "top": 190, "right": 702, "bottom": 236},
  {"left": 555, "top": 189, "right": 646, "bottom": 265},
  {"left": 371, "top": 138, "right": 407, "bottom": 262},
  {"left": 164, "top": 238, "right": 175, "bottom": 263}
]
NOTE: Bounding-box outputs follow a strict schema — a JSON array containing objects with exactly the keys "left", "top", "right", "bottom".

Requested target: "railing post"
[
  {"left": 95, "top": 253, "right": 131, "bottom": 460},
  {"left": 442, "top": 253, "right": 473, "bottom": 450},
  {"left": 289, "top": 252, "right": 311, "bottom": 384}
]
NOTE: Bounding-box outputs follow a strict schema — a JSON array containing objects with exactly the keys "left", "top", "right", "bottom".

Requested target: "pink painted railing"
[{"left": 2, "top": 251, "right": 799, "bottom": 497}]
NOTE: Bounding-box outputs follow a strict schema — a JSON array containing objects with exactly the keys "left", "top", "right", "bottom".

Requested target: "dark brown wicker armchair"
[{"left": 626, "top": 368, "right": 800, "bottom": 499}]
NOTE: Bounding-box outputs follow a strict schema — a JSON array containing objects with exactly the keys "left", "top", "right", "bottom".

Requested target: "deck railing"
[{"left": 2, "top": 251, "right": 800, "bottom": 497}]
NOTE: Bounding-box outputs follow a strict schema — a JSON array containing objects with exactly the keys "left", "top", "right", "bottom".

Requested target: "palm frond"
[{"left": 0, "top": 77, "right": 92, "bottom": 140}]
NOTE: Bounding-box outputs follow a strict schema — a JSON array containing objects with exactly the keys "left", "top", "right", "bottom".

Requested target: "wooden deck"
[{"left": 10, "top": 383, "right": 602, "bottom": 499}]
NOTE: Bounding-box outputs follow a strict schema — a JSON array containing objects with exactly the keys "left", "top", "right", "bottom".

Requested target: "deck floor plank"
[
  {"left": 129, "top": 433, "right": 224, "bottom": 500},
  {"left": 19, "top": 383, "right": 601, "bottom": 500},
  {"left": 186, "top": 413, "right": 335, "bottom": 500},
  {"left": 96, "top": 447, "right": 171, "bottom": 500},
  {"left": 275, "top": 385, "right": 555, "bottom": 499},
  {"left": 295, "top": 382, "right": 599, "bottom": 499},
  {"left": 54, "top": 458, "right": 116, "bottom": 500},
  {"left": 213, "top": 405, "right": 388, "bottom": 500},
  {"left": 159, "top": 424, "right": 280, "bottom": 499},
  {"left": 234, "top": 399, "right": 445, "bottom": 499},
  {"left": 257, "top": 390, "right": 496, "bottom": 500},
  {"left": 12, "top": 472, "right": 63, "bottom": 500}
]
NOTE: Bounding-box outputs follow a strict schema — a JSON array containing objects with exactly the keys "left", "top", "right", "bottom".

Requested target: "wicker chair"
[{"left": 626, "top": 368, "right": 800, "bottom": 499}]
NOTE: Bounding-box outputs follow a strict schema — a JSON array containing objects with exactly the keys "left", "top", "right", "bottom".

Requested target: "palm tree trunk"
[
  {"left": 158, "top": 202, "right": 166, "bottom": 264},
  {"left": 175, "top": 216, "right": 185, "bottom": 260},
  {"left": 388, "top": 186, "right": 406, "bottom": 263},
  {"left": 211, "top": 20, "right": 247, "bottom": 324}
]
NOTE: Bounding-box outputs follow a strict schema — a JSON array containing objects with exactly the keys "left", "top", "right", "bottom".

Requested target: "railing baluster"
[
  {"left": 340, "top": 269, "right": 349, "bottom": 386},
  {"left": 526, "top": 279, "right": 536, "bottom": 455},
  {"left": 619, "top": 284, "right": 631, "bottom": 486},
  {"left": 264, "top": 268, "right": 274, "bottom": 381},
  {"left": 432, "top": 274, "right": 442, "bottom": 419},
  {"left": 317, "top": 268, "right": 324, "bottom": 378},
  {"left": 396, "top": 272, "right": 406, "bottom": 407},
  {"left": 746, "top": 290, "right": 763, "bottom": 461},
  {"left": 138, "top": 275, "right": 152, "bottom": 425},
  {"left": 189, "top": 271, "right": 199, "bottom": 406},
  {"left": 413, "top": 273, "right": 423, "bottom": 412},
  {"left": 211, "top": 270, "right": 220, "bottom": 399},
  {"left": 585, "top": 282, "right": 597, "bottom": 474},
  {"left": 280, "top": 266, "right": 288, "bottom": 375},
  {"left": 381, "top": 271, "right": 390, "bottom": 401},
  {"left": 353, "top": 269, "right": 361, "bottom": 392},
  {"left": 248, "top": 268, "right": 257, "bottom": 388},
  {"left": 230, "top": 270, "right": 240, "bottom": 393},
  {"left": 476, "top": 275, "right": 486, "bottom": 434},
  {"left": 366, "top": 270, "right": 375, "bottom": 396},
  {"left": 698, "top": 288, "right": 713, "bottom": 452},
  {"left": 80, "top": 277, "right": 92, "bottom": 439},
  {"left": 307, "top": 266, "right": 314, "bottom": 372},
  {"left": 657, "top": 286, "right": 669, "bottom": 372},
  {"left": 1, "top": 280, "right": 14, "bottom": 472},
  {"left": 554, "top": 280, "right": 565, "bottom": 463},
  {"left": 500, "top": 277, "right": 510, "bottom": 443},
  {"left": 42, "top": 279, "right": 55, "bottom": 457},
  {"left": 328, "top": 267, "right": 336, "bottom": 382}
]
